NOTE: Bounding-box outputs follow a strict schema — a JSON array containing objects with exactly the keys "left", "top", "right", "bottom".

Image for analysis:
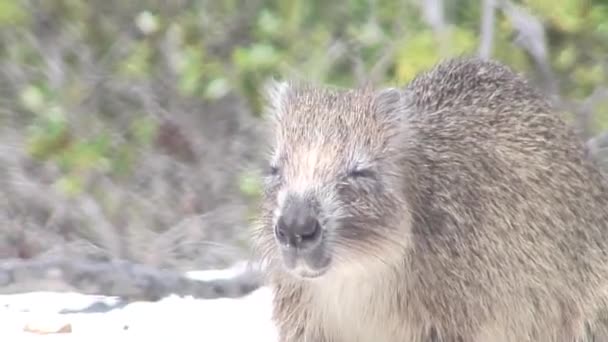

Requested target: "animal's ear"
[
  {"left": 373, "top": 87, "right": 411, "bottom": 125},
  {"left": 263, "top": 79, "right": 292, "bottom": 121}
]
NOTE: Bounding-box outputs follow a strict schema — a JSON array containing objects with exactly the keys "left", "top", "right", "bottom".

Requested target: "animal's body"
[{"left": 252, "top": 57, "right": 608, "bottom": 342}]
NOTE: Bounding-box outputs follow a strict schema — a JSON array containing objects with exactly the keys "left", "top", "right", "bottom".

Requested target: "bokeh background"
[{"left": 1, "top": 0, "right": 607, "bottom": 297}]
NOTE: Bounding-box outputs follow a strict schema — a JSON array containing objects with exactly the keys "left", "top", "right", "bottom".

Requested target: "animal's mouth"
[
  {"left": 292, "top": 265, "right": 330, "bottom": 279},
  {"left": 271, "top": 193, "right": 332, "bottom": 279},
  {"left": 278, "top": 236, "right": 332, "bottom": 279}
]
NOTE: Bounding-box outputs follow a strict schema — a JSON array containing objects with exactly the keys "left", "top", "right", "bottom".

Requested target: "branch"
[
  {"left": 0, "top": 257, "right": 262, "bottom": 302},
  {"left": 420, "top": 0, "right": 446, "bottom": 34},
  {"left": 498, "top": 0, "right": 559, "bottom": 96},
  {"left": 579, "top": 87, "right": 608, "bottom": 148},
  {"left": 368, "top": 41, "right": 398, "bottom": 86},
  {"left": 586, "top": 131, "right": 608, "bottom": 159},
  {"left": 497, "top": 1, "right": 608, "bottom": 141},
  {"left": 478, "top": 0, "right": 496, "bottom": 59},
  {"left": 420, "top": 0, "right": 450, "bottom": 57}
]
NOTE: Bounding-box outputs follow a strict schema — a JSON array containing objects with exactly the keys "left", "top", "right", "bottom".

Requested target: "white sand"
[{"left": 0, "top": 266, "right": 278, "bottom": 342}]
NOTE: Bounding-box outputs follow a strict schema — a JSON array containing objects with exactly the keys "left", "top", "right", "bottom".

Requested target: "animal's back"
[
  {"left": 402, "top": 57, "right": 608, "bottom": 340},
  {"left": 260, "top": 57, "right": 608, "bottom": 342}
]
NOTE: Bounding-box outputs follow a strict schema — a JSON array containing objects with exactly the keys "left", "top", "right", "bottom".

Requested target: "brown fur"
[{"left": 251, "top": 57, "right": 608, "bottom": 342}]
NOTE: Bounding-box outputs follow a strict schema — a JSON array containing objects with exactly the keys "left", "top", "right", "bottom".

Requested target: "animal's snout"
[
  {"left": 275, "top": 196, "right": 322, "bottom": 250},
  {"left": 276, "top": 214, "right": 321, "bottom": 248}
]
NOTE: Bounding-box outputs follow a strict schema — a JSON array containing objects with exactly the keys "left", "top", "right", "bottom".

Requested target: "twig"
[
  {"left": 420, "top": 0, "right": 450, "bottom": 57},
  {"left": 478, "top": 0, "right": 496, "bottom": 59},
  {"left": 497, "top": 0, "right": 559, "bottom": 96},
  {"left": 420, "top": 0, "right": 446, "bottom": 35}
]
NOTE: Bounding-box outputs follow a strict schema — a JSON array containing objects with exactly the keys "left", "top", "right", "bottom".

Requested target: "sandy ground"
[{"left": 0, "top": 265, "right": 278, "bottom": 342}]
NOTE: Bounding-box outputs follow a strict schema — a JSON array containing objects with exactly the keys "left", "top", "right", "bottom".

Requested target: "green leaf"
[
  {"left": 238, "top": 170, "right": 262, "bottom": 198},
  {"left": 117, "top": 42, "right": 152, "bottom": 78},
  {"left": 130, "top": 117, "right": 158, "bottom": 145},
  {"left": 0, "top": 0, "right": 27, "bottom": 26},
  {"left": 204, "top": 78, "right": 231, "bottom": 100},
  {"left": 54, "top": 175, "right": 83, "bottom": 197},
  {"left": 20, "top": 85, "right": 46, "bottom": 113},
  {"left": 135, "top": 10, "right": 160, "bottom": 36},
  {"left": 257, "top": 9, "right": 282, "bottom": 37},
  {"left": 232, "top": 43, "right": 280, "bottom": 71},
  {"left": 26, "top": 107, "right": 71, "bottom": 160},
  {"left": 177, "top": 46, "right": 204, "bottom": 96}
]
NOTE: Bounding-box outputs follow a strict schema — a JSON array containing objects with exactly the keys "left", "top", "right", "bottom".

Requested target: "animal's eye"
[
  {"left": 347, "top": 168, "right": 375, "bottom": 179},
  {"left": 268, "top": 165, "right": 280, "bottom": 177}
]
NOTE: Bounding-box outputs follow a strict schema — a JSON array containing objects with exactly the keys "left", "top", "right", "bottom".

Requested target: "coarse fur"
[{"left": 251, "top": 57, "right": 608, "bottom": 342}]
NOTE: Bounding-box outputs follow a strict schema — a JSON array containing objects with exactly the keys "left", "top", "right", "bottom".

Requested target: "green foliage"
[
  {"left": 176, "top": 46, "right": 205, "bottom": 97},
  {"left": 238, "top": 170, "right": 263, "bottom": 201},
  {"left": 1, "top": 0, "right": 608, "bottom": 270},
  {"left": 0, "top": 0, "right": 27, "bottom": 26},
  {"left": 5, "top": 0, "right": 608, "bottom": 211},
  {"left": 395, "top": 27, "right": 478, "bottom": 83},
  {"left": 20, "top": 77, "right": 159, "bottom": 195},
  {"left": 26, "top": 107, "right": 70, "bottom": 160},
  {"left": 523, "top": 0, "right": 584, "bottom": 33},
  {"left": 117, "top": 41, "right": 153, "bottom": 78}
]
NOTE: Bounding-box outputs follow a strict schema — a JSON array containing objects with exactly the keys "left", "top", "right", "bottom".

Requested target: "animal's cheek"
[{"left": 261, "top": 177, "right": 283, "bottom": 202}]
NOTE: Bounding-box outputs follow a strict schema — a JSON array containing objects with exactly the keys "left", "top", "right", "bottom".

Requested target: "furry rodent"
[{"left": 252, "top": 57, "right": 608, "bottom": 342}]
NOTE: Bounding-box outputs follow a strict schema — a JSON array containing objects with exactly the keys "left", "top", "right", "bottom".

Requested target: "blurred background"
[{"left": 0, "top": 0, "right": 607, "bottom": 299}]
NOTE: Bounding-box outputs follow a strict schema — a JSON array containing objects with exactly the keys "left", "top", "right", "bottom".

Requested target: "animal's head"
[{"left": 254, "top": 81, "right": 415, "bottom": 280}]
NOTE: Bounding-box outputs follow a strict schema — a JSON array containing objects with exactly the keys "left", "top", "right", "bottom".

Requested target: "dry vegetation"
[{"left": 0, "top": 0, "right": 607, "bottom": 296}]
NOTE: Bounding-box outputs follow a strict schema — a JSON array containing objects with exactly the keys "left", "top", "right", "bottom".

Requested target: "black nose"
[{"left": 275, "top": 199, "right": 322, "bottom": 249}]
